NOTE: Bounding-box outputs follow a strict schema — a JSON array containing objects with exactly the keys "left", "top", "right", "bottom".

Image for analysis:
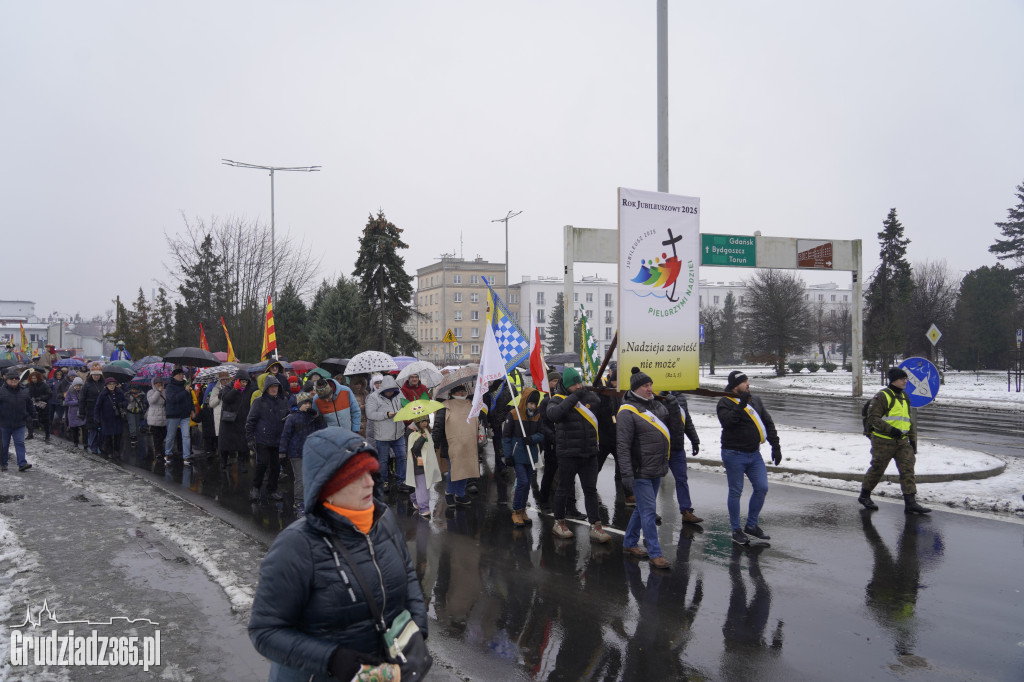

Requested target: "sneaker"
[
  {"left": 565, "top": 508, "right": 587, "bottom": 521},
  {"left": 454, "top": 496, "right": 472, "bottom": 507},
  {"left": 623, "top": 545, "right": 649, "bottom": 559},
  {"left": 649, "top": 556, "right": 671, "bottom": 570},
  {"left": 18, "top": 464, "right": 32, "bottom": 472},
  {"left": 397, "top": 484, "right": 415, "bottom": 494},
  {"left": 743, "top": 525, "right": 771, "bottom": 541},
  {"left": 444, "top": 493, "right": 456, "bottom": 506},
  {"left": 731, "top": 529, "right": 751, "bottom": 546},
  {"left": 589, "top": 523, "right": 611, "bottom": 544},
  {"left": 551, "top": 520, "right": 574, "bottom": 539},
  {"left": 183, "top": 459, "right": 193, "bottom": 467},
  {"left": 682, "top": 510, "right": 704, "bottom": 524}
]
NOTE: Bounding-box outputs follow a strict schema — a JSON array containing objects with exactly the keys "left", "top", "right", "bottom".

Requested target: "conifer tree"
[
  {"left": 274, "top": 280, "right": 311, "bottom": 360},
  {"left": 152, "top": 287, "right": 175, "bottom": 355},
  {"left": 352, "top": 211, "right": 418, "bottom": 354},
  {"left": 989, "top": 180, "right": 1024, "bottom": 288},
  {"left": 864, "top": 208, "right": 914, "bottom": 362}
]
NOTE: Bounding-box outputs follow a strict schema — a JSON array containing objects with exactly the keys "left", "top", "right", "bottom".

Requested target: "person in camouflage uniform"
[{"left": 859, "top": 367, "right": 930, "bottom": 514}]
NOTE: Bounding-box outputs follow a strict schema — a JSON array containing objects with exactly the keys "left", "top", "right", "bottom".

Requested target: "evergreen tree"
[
  {"left": 105, "top": 298, "right": 133, "bottom": 351},
  {"left": 152, "top": 287, "right": 175, "bottom": 355},
  {"left": 352, "top": 211, "right": 419, "bottom": 354},
  {"left": 989, "top": 180, "right": 1024, "bottom": 286},
  {"left": 864, "top": 208, "right": 914, "bottom": 364},
  {"left": 544, "top": 293, "right": 580, "bottom": 355},
  {"left": 946, "top": 264, "right": 1021, "bottom": 370},
  {"left": 719, "top": 291, "right": 740, "bottom": 363},
  {"left": 128, "top": 288, "right": 155, "bottom": 358},
  {"left": 175, "top": 233, "right": 229, "bottom": 352},
  {"left": 309, "top": 276, "right": 364, "bottom": 360},
  {"left": 274, "top": 280, "right": 311, "bottom": 361}
]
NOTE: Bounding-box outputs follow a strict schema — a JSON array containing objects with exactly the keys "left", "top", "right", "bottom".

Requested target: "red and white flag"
[
  {"left": 529, "top": 326, "right": 549, "bottom": 396},
  {"left": 469, "top": 323, "right": 506, "bottom": 423}
]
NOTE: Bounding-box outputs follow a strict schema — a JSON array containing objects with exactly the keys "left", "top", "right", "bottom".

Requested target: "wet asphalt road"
[{"left": 116, "top": 439, "right": 1024, "bottom": 681}]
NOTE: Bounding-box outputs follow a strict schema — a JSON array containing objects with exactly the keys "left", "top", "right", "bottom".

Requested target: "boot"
[
  {"left": 589, "top": 522, "right": 611, "bottom": 544},
  {"left": 512, "top": 509, "right": 526, "bottom": 528},
  {"left": 682, "top": 510, "right": 704, "bottom": 524},
  {"left": 903, "top": 494, "right": 931, "bottom": 514},
  {"left": 858, "top": 489, "right": 878, "bottom": 510},
  {"left": 44, "top": 433, "right": 50, "bottom": 443},
  {"left": 552, "top": 520, "right": 574, "bottom": 539}
]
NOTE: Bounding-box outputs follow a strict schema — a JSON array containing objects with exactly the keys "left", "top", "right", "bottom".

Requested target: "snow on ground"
[
  {"left": 686, "top": 412, "right": 1024, "bottom": 519},
  {"left": 699, "top": 365, "right": 1024, "bottom": 409}
]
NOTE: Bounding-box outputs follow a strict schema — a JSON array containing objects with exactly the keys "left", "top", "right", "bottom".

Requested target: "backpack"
[{"left": 861, "top": 388, "right": 894, "bottom": 438}]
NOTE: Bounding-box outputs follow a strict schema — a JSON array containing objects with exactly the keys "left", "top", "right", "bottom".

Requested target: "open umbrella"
[
  {"left": 392, "top": 355, "right": 418, "bottom": 370},
  {"left": 396, "top": 361, "right": 443, "bottom": 388},
  {"left": 102, "top": 364, "right": 136, "bottom": 384},
  {"left": 213, "top": 351, "right": 229, "bottom": 362},
  {"left": 55, "top": 357, "right": 86, "bottom": 369},
  {"left": 319, "top": 358, "right": 349, "bottom": 374},
  {"left": 344, "top": 351, "right": 398, "bottom": 375},
  {"left": 392, "top": 399, "right": 445, "bottom": 422},
  {"left": 108, "top": 359, "right": 134, "bottom": 370},
  {"left": 163, "top": 346, "right": 220, "bottom": 368},
  {"left": 131, "top": 355, "right": 163, "bottom": 370},
  {"left": 134, "top": 362, "right": 175, "bottom": 385},
  {"left": 290, "top": 360, "right": 318, "bottom": 375},
  {"left": 194, "top": 363, "right": 243, "bottom": 384},
  {"left": 0, "top": 358, "right": 18, "bottom": 371},
  {"left": 433, "top": 364, "right": 479, "bottom": 400},
  {"left": 248, "top": 359, "right": 293, "bottom": 375},
  {"left": 545, "top": 352, "right": 580, "bottom": 364}
]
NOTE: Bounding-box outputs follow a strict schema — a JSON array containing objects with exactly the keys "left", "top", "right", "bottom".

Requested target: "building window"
[
  {"left": 454, "top": 344, "right": 462, "bottom": 355},
  {"left": 471, "top": 344, "right": 480, "bottom": 354},
  {"left": 470, "top": 275, "right": 479, "bottom": 285},
  {"left": 509, "top": 294, "right": 518, "bottom": 304},
  {"left": 537, "top": 292, "right": 545, "bottom": 305},
  {"left": 605, "top": 327, "right": 612, "bottom": 340},
  {"left": 831, "top": 295, "right": 836, "bottom": 302},
  {"left": 739, "top": 296, "right": 745, "bottom": 304},
  {"left": 699, "top": 296, "right": 703, "bottom": 306},
  {"left": 586, "top": 293, "right": 593, "bottom": 302},
  {"left": 805, "top": 295, "right": 809, "bottom": 301},
  {"left": 454, "top": 311, "right": 462, "bottom": 321},
  {"left": 454, "top": 293, "right": 462, "bottom": 303},
  {"left": 471, "top": 310, "right": 479, "bottom": 321},
  {"left": 454, "top": 327, "right": 462, "bottom": 338},
  {"left": 539, "top": 328, "right": 546, "bottom": 340},
  {"left": 574, "top": 293, "right": 579, "bottom": 302},
  {"left": 843, "top": 295, "right": 849, "bottom": 302},
  {"left": 818, "top": 294, "right": 824, "bottom": 301},
  {"left": 605, "top": 293, "right": 613, "bottom": 307},
  {"left": 536, "top": 309, "right": 545, "bottom": 324},
  {"left": 586, "top": 310, "right": 593, "bottom": 319},
  {"left": 471, "top": 328, "right": 479, "bottom": 338},
  {"left": 713, "top": 296, "right": 720, "bottom": 305},
  {"left": 605, "top": 312, "right": 613, "bottom": 324},
  {"left": 453, "top": 274, "right": 462, "bottom": 284},
  {"left": 470, "top": 293, "right": 479, "bottom": 303}
]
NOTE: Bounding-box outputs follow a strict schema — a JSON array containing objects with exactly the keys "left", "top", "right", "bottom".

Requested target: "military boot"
[{"left": 903, "top": 494, "right": 931, "bottom": 514}]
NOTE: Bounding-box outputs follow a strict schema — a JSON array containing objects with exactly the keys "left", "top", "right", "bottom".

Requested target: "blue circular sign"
[{"left": 898, "top": 357, "right": 941, "bottom": 408}]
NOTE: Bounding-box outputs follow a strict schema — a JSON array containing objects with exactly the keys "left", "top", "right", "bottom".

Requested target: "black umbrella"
[
  {"left": 102, "top": 364, "right": 136, "bottom": 384},
  {"left": 0, "top": 358, "right": 18, "bottom": 370},
  {"left": 162, "top": 346, "right": 221, "bottom": 368},
  {"left": 320, "top": 358, "right": 349, "bottom": 374},
  {"left": 546, "top": 352, "right": 579, "bottom": 364}
]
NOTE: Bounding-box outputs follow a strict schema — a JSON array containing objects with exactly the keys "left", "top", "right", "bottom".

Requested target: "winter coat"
[
  {"left": 313, "top": 379, "right": 361, "bottom": 433},
  {"left": 597, "top": 391, "right": 621, "bottom": 457},
  {"left": 124, "top": 388, "right": 148, "bottom": 416},
  {"left": 245, "top": 376, "right": 291, "bottom": 448},
  {"left": 248, "top": 427, "right": 427, "bottom": 682},
  {"left": 145, "top": 387, "right": 167, "bottom": 427},
  {"left": 79, "top": 377, "right": 105, "bottom": 428},
  {"left": 218, "top": 370, "right": 255, "bottom": 452},
  {"left": 94, "top": 387, "right": 126, "bottom": 436},
  {"left": 545, "top": 381, "right": 601, "bottom": 459},
  {"left": 501, "top": 386, "right": 544, "bottom": 466},
  {"left": 616, "top": 391, "right": 678, "bottom": 480},
  {"left": 46, "top": 377, "right": 63, "bottom": 406},
  {"left": 64, "top": 388, "right": 86, "bottom": 428},
  {"left": 110, "top": 347, "right": 132, "bottom": 361},
  {"left": 351, "top": 387, "right": 369, "bottom": 437},
  {"left": 28, "top": 379, "right": 52, "bottom": 411},
  {"left": 400, "top": 380, "right": 430, "bottom": 404},
  {"left": 537, "top": 394, "right": 557, "bottom": 450},
  {"left": 365, "top": 377, "right": 405, "bottom": 442},
  {"left": 37, "top": 351, "right": 59, "bottom": 369},
  {"left": 485, "top": 380, "right": 515, "bottom": 433},
  {"left": 405, "top": 429, "right": 443, "bottom": 489},
  {"left": 716, "top": 391, "right": 779, "bottom": 453},
  {"left": 164, "top": 377, "right": 193, "bottom": 420},
  {"left": 674, "top": 393, "right": 700, "bottom": 453},
  {"left": 0, "top": 382, "right": 35, "bottom": 430},
  {"left": 279, "top": 408, "right": 326, "bottom": 459},
  {"left": 207, "top": 382, "right": 228, "bottom": 436},
  {"left": 431, "top": 398, "right": 480, "bottom": 482}
]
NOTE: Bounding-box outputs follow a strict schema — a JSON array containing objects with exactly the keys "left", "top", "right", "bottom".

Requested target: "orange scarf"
[{"left": 323, "top": 501, "right": 374, "bottom": 534}]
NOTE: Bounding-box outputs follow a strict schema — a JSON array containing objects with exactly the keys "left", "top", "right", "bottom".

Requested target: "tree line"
[
  {"left": 701, "top": 180, "right": 1024, "bottom": 374},
  {"left": 106, "top": 211, "right": 420, "bottom": 363}
]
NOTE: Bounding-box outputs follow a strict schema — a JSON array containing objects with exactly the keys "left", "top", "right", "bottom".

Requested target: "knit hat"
[
  {"left": 318, "top": 451, "right": 380, "bottom": 503},
  {"left": 315, "top": 378, "right": 334, "bottom": 400},
  {"left": 152, "top": 376, "right": 165, "bottom": 385},
  {"left": 288, "top": 375, "right": 301, "bottom": 394},
  {"left": 5, "top": 370, "right": 19, "bottom": 379},
  {"left": 171, "top": 366, "right": 185, "bottom": 377},
  {"left": 725, "top": 371, "right": 748, "bottom": 392},
  {"left": 104, "top": 376, "right": 117, "bottom": 385},
  {"left": 561, "top": 367, "right": 582, "bottom": 388},
  {"left": 72, "top": 377, "right": 84, "bottom": 387},
  {"left": 296, "top": 391, "right": 315, "bottom": 407},
  {"left": 630, "top": 370, "right": 653, "bottom": 392},
  {"left": 888, "top": 367, "right": 909, "bottom": 383},
  {"left": 89, "top": 369, "right": 102, "bottom": 377}
]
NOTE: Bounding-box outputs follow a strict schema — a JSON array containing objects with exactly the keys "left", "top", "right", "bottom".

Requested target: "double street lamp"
[{"left": 491, "top": 210, "right": 522, "bottom": 302}]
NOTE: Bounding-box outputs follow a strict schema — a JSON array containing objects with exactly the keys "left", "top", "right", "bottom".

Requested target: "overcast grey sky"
[{"left": 2, "top": 1, "right": 1022, "bottom": 318}]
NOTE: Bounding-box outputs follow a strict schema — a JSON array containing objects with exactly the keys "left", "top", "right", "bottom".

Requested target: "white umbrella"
[
  {"left": 344, "top": 350, "right": 398, "bottom": 375},
  {"left": 396, "top": 360, "right": 443, "bottom": 388}
]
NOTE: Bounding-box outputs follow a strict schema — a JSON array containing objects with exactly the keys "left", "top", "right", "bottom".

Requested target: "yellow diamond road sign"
[
  {"left": 926, "top": 324, "right": 942, "bottom": 346},
  {"left": 442, "top": 329, "right": 457, "bottom": 344}
]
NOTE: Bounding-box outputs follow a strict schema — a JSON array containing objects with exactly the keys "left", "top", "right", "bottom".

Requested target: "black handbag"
[
  {"left": 324, "top": 529, "right": 432, "bottom": 680},
  {"left": 220, "top": 409, "right": 237, "bottom": 423}
]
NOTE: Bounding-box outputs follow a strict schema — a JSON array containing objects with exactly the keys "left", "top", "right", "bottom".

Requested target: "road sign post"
[{"left": 899, "top": 357, "right": 941, "bottom": 408}]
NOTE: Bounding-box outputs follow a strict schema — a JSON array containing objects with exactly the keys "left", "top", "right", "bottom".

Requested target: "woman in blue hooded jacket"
[{"left": 249, "top": 426, "right": 428, "bottom": 681}]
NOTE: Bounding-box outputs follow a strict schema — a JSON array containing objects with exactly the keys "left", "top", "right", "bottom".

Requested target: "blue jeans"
[
  {"left": 668, "top": 449, "right": 693, "bottom": 512},
  {"left": 1, "top": 426, "right": 28, "bottom": 468},
  {"left": 624, "top": 477, "right": 663, "bottom": 558},
  {"left": 164, "top": 417, "right": 191, "bottom": 460},
  {"left": 376, "top": 437, "right": 407, "bottom": 482},
  {"left": 721, "top": 448, "right": 768, "bottom": 531},
  {"left": 512, "top": 462, "right": 532, "bottom": 509},
  {"left": 444, "top": 470, "right": 467, "bottom": 497}
]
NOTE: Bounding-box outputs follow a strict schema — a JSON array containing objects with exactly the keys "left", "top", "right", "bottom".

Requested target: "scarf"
[{"left": 322, "top": 502, "right": 374, "bottom": 534}]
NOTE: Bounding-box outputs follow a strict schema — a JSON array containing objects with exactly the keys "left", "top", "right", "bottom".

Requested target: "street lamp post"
[
  {"left": 222, "top": 159, "right": 321, "bottom": 299},
  {"left": 491, "top": 210, "right": 522, "bottom": 302}
]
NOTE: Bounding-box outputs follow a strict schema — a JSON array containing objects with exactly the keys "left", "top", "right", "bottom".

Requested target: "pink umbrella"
[
  {"left": 213, "top": 351, "right": 229, "bottom": 362},
  {"left": 290, "top": 360, "right": 318, "bottom": 374}
]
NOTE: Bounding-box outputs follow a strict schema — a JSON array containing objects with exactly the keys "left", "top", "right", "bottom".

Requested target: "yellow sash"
[
  {"left": 618, "top": 403, "right": 670, "bottom": 447},
  {"left": 727, "top": 397, "right": 766, "bottom": 443},
  {"left": 555, "top": 394, "right": 600, "bottom": 444}
]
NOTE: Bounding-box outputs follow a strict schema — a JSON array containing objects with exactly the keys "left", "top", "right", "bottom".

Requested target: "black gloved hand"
[
  {"left": 503, "top": 456, "right": 514, "bottom": 467},
  {"left": 329, "top": 646, "right": 378, "bottom": 681},
  {"left": 621, "top": 475, "right": 635, "bottom": 496},
  {"left": 690, "top": 441, "right": 700, "bottom": 456},
  {"left": 890, "top": 429, "right": 905, "bottom": 440},
  {"left": 738, "top": 393, "right": 750, "bottom": 409},
  {"left": 771, "top": 445, "right": 782, "bottom": 465}
]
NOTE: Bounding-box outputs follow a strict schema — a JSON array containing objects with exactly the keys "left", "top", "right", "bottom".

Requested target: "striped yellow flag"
[
  {"left": 220, "top": 317, "right": 238, "bottom": 363},
  {"left": 260, "top": 296, "right": 277, "bottom": 360},
  {"left": 19, "top": 323, "right": 28, "bottom": 353}
]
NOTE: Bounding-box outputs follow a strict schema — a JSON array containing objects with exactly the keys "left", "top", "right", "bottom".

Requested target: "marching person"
[
  {"left": 246, "top": 374, "right": 291, "bottom": 501},
  {"left": 80, "top": 366, "right": 105, "bottom": 455},
  {"left": 164, "top": 366, "right": 194, "bottom": 466},
  {"left": 365, "top": 375, "right": 410, "bottom": 494},
  {"left": 618, "top": 371, "right": 682, "bottom": 569},
  {"left": 94, "top": 377, "right": 126, "bottom": 460},
  {"left": 38, "top": 344, "right": 59, "bottom": 371},
  {"left": 279, "top": 390, "right": 326, "bottom": 515},
  {"left": 312, "top": 375, "right": 362, "bottom": 433},
  {"left": 859, "top": 368, "right": 930, "bottom": 514},
  {"left": 0, "top": 369, "right": 36, "bottom": 472},
  {"left": 146, "top": 377, "right": 168, "bottom": 471},
  {"left": 432, "top": 384, "right": 477, "bottom": 508},
  {"left": 503, "top": 387, "right": 544, "bottom": 528},
  {"left": 25, "top": 371, "right": 51, "bottom": 441},
  {"left": 717, "top": 371, "right": 782, "bottom": 546},
  {"left": 669, "top": 391, "right": 704, "bottom": 525},
  {"left": 64, "top": 377, "right": 86, "bottom": 449},
  {"left": 110, "top": 340, "right": 132, "bottom": 361},
  {"left": 217, "top": 370, "right": 254, "bottom": 472}
]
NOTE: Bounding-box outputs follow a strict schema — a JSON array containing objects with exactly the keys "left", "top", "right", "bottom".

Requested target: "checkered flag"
[{"left": 483, "top": 277, "right": 530, "bottom": 372}]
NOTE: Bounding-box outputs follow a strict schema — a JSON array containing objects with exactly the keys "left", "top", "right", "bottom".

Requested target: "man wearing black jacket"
[{"left": 717, "top": 371, "right": 782, "bottom": 546}]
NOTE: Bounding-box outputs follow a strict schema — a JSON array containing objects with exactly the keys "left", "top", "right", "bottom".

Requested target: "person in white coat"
[{"left": 365, "top": 375, "right": 411, "bottom": 493}]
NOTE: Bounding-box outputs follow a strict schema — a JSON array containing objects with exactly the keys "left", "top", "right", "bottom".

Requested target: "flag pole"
[{"left": 502, "top": 369, "right": 540, "bottom": 471}]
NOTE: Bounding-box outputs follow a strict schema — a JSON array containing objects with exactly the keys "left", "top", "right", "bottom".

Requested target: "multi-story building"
[
  {"left": 509, "top": 275, "right": 619, "bottom": 358},
  {"left": 414, "top": 256, "right": 506, "bottom": 364}
]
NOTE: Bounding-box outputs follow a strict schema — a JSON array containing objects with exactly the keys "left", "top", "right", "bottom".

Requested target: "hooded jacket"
[
  {"left": 365, "top": 376, "right": 405, "bottom": 442},
  {"left": 79, "top": 375, "right": 105, "bottom": 427},
  {"left": 313, "top": 379, "right": 361, "bottom": 433},
  {"left": 545, "top": 381, "right": 602, "bottom": 459},
  {"left": 218, "top": 369, "right": 255, "bottom": 452},
  {"left": 400, "top": 379, "right": 429, "bottom": 404},
  {"left": 64, "top": 386, "right": 86, "bottom": 428},
  {"left": 248, "top": 427, "right": 427, "bottom": 682},
  {"left": 0, "top": 382, "right": 35, "bottom": 430},
  {"left": 279, "top": 407, "right": 326, "bottom": 458},
  {"left": 245, "top": 375, "right": 291, "bottom": 448},
  {"left": 164, "top": 376, "right": 193, "bottom": 419},
  {"left": 94, "top": 386, "right": 126, "bottom": 436},
  {"left": 145, "top": 385, "right": 167, "bottom": 426},
  {"left": 616, "top": 391, "right": 680, "bottom": 480}
]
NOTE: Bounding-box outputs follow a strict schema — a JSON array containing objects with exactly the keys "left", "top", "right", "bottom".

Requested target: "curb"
[{"left": 688, "top": 456, "right": 1006, "bottom": 484}]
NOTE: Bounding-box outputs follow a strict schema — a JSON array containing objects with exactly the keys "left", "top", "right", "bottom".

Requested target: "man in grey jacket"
[{"left": 365, "top": 376, "right": 412, "bottom": 493}]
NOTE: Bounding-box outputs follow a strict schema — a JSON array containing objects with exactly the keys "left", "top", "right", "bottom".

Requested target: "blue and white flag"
[{"left": 483, "top": 277, "right": 530, "bottom": 372}]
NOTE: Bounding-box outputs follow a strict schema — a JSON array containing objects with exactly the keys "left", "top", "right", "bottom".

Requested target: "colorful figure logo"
[{"left": 629, "top": 229, "right": 684, "bottom": 301}]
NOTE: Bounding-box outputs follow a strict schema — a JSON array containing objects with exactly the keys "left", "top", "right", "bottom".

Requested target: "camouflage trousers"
[{"left": 863, "top": 436, "right": 916, "bottom": 495}]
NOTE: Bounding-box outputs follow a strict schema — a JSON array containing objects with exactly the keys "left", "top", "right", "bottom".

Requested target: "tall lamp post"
[
  {"left": 222, "top": 159, "right": 321, "bottom": 299},
  {"left": 491, "top": 210, "right": 522, "bottom": 302}
]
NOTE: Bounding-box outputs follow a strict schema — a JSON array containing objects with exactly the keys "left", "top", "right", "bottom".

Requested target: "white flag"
[{"left": 469, "top": 323, "right": 506, "bottom": 423}]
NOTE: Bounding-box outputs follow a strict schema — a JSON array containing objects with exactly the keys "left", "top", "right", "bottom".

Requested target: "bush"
[
  {"left": 788, "top": 362, "right": 805, "bottom": 374},
  {"left": 823, "top": 362, "right": 838, "bottom": 373},
  {"left": 843, "top": 363, "right": 852, "bottom": 372},
  {"left": 806, "top": 362, "right": 820, "bottom": 373}
]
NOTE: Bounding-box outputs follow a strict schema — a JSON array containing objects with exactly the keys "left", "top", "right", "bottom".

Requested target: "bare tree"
[
  {"left": 825, "top": 300, "right": 853, "bottom": 367},
  {"left": 906, "top": 260, "right": 960, "bottom": 360},
  {"left": 741, "top": 269, "right": 813, "bottom": 376},
  {"left": 811, "top": 299, "right": 828, "bottom": 360},
  {"left": 699, "top": 304, "right": 724, "bottom": 375}
]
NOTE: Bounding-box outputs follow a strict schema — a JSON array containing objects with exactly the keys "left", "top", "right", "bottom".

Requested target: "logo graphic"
[
  {"left": 626, "top": 228, "right": 685, "bottom": 302},
  {"left": 13, "top": 599, "right": 159, "bottom": 628}
]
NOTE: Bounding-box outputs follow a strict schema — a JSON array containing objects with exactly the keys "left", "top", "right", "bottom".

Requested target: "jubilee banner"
[{"left": 618, "top": 187, "right": 700, "bottom": 390}]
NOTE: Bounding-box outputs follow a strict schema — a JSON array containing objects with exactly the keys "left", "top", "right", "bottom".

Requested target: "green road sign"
[{"left": 700, "top": 234, "right": 756, "bottom": 267}]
